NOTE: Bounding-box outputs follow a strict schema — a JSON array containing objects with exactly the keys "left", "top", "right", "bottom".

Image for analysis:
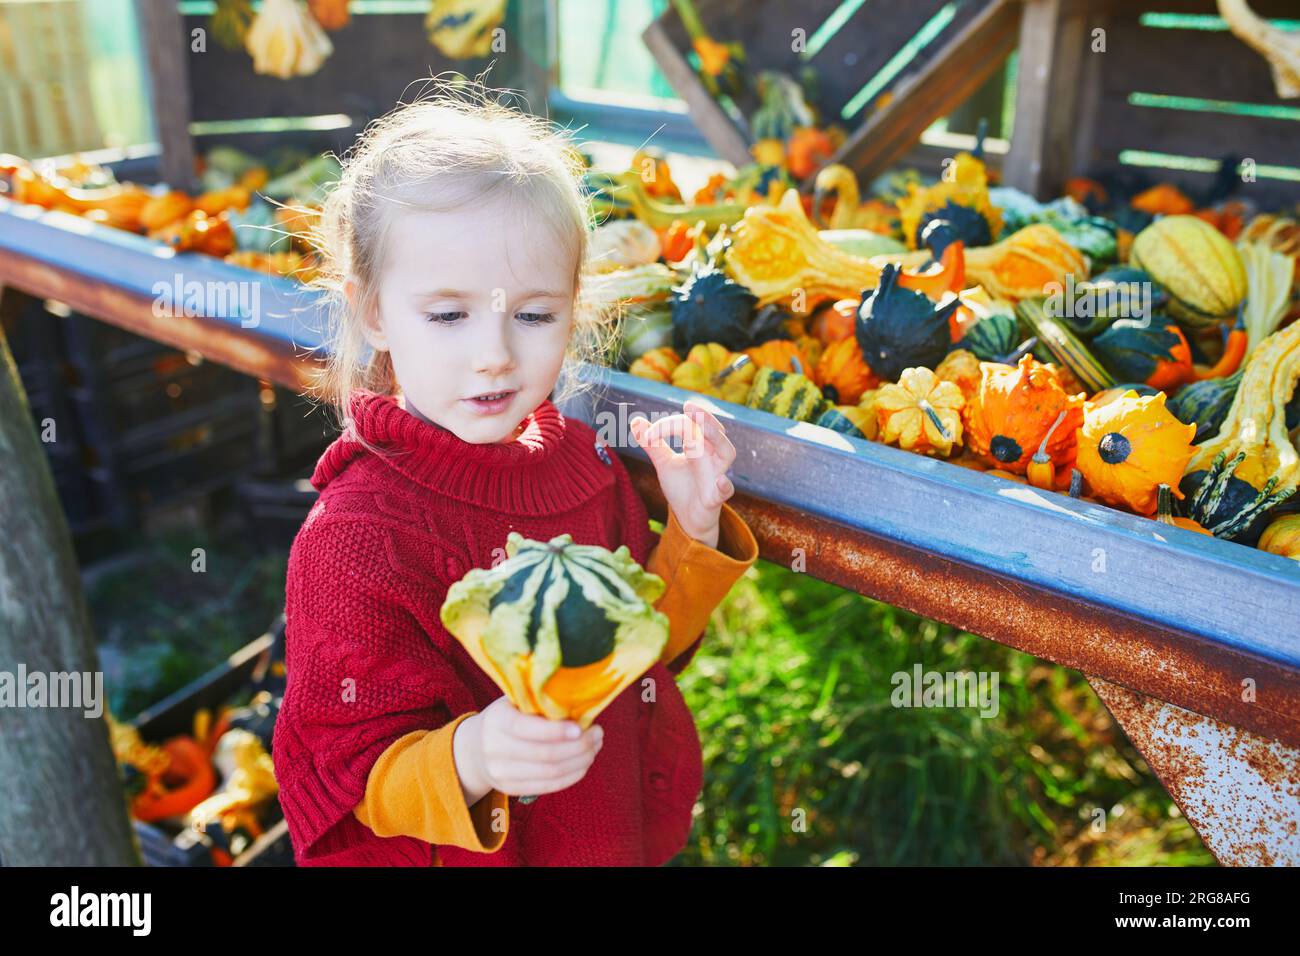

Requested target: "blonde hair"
[{"left": 305, "top": 77, "right": 618, "bottom": 438}]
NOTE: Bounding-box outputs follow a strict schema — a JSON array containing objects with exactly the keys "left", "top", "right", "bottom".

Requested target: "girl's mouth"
[{"left": 464, "top": 390, "right": 517, "bottom": 415}]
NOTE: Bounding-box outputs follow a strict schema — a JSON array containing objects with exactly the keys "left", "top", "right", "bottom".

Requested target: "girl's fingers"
[
  {"left": 489, "top": 750, "right": 600, "bottom": 785},
  {"left": 716, "top": 473, "right": 734, "bottom": 499},
  {"left": 631, "top": 416, "right": 679, "bottom": 469},
  {"left": 507, "top": 769, "right": 590, "bottom": 797},
  {"left": 635, "top": 415, "right": 707, "bottom": 466},
  {"left": 508, "top": 713, "right": 584, "bottom": 742},
  {"left": 494, "top": 733, "right": 599, "bottom": 763},
  {"left": 684, "top": 402, "right": 736, "bottom": 462}
]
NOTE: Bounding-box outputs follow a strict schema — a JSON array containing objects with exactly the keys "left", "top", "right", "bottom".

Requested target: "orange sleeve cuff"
[
  {"left": 645, "top": 501, "right": 759, "bottom": 669},
  {"left": 352, "top": 711, "right": 509, "bottom": 853}
]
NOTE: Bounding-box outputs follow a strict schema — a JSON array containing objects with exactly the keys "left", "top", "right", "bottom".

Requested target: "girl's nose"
[{"left": 473, "top": 314, "right": 516, "bottom": 374}]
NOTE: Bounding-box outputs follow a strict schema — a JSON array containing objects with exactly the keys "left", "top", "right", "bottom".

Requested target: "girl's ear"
[{"left": 347, "top": 277, "right": 389, "bottom": 351}]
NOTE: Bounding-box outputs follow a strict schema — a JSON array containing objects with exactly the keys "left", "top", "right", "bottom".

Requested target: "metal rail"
[{"left": 3, "top": 197, "right": 1298, "bottom": 864}]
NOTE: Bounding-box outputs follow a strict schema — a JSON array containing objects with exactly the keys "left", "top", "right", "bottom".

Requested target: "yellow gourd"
[
  {"left": 1258, "top": 514, "right": 1300, "bottom": 562},
  {"left": 1076, "top": 390, "right": 1197, "bottom": 516},
  {"left": 670, "top": 343, "right": 756, "bottom": 403},
  {"left": 1186, "top": 317, "right": 1300, "bottom": 494},
  {"left": 724, "top": 189, "right": 881, "bottom": 308},
  {"left": 874, "top": 367, "right": 965, "bottom": 458}
]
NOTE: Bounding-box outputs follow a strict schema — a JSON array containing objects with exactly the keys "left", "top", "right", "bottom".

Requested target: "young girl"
[{"left": 272, "top": 87, "right": 759, "bottom": 867}]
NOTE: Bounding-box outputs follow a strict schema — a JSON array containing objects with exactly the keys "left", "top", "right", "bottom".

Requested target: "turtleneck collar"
[{"left": 310, "top": 390, "right": 614, "bottom": 514}]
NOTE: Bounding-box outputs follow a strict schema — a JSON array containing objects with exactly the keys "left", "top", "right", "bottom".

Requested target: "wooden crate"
[
  {"left": 133, "top": 621, "right": 292, "bottom": 866},
  {"left": 139, "top": 0, "right": 557, "bottom": 190},
  {"left": 645, "top": 0, "right": 1300, "bottom": 202},
  {"left": 1060, "top": 0, "right": 1300, "bottom": 205},
  {"left": 642, "top": 0, "right": 1020, "bottom": 173}
]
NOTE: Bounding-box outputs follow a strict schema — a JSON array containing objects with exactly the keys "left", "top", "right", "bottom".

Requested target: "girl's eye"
[
  {"left": 517, "top": 312, "right": 556, "bottom": 324},
  {"left": 424, "top": 311, "right": 466, "bottom": 323}
]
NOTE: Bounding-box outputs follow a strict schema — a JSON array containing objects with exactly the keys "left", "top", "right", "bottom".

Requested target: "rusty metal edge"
[
  {"left": 1090, "top": 676, "right": 1300, "bottom": 867},
  {"left": 623, "top": 458, "right": 1300, "bottom": 751},
  {"left": 0, "top": 247, "right": 317, "bottom": 391}
]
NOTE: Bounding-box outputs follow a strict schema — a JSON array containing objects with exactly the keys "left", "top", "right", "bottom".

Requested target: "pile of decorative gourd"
[
  {"left": 0, "top": 147, "right": 337, "bottom": 282},
  {"left": 607, "top": 146, "right": 1300, "bottom": 566}
]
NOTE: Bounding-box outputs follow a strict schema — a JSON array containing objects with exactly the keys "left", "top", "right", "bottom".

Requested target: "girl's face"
[{"left": 362, "top": 196, "right": 577, "bottom": 444}]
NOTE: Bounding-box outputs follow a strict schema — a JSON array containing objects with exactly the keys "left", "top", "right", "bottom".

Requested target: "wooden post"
[
  {"left": 505, "top": 0, "right": 558, "bottom": 118},
  {"left": 134, "top": 0, "right": 197, "bottom": 191},
  {"left": 0, "top": 293, "right": 140, "bottom": 866},
  {"left": 1002, "top": 0, "right": 1098, "bottom": 198}
]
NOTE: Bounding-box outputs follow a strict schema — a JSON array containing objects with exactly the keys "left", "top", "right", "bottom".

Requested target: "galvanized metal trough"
[{"left": 2, "top": 198, "right": 1297, "bottom": 865}]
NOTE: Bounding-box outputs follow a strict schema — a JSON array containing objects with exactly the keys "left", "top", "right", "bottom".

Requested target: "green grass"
[{"left": 673, "top": 560, "right": 1215, "bottom": 866}]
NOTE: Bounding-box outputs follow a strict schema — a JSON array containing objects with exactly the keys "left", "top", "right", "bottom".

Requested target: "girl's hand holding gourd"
[
  {"left": 629, "top": 399, "right": 738, "bottom": 551},
  {"left": 452, "top": 696, "right": 603, "bottom": 806}
]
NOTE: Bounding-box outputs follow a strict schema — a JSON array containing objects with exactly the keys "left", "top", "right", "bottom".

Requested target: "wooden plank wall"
[
  {"left": 1079, "top": 0, "right": 1300, "bottom": 203},
  {"left": 160, "top": 2, "right": 553, "bottom": 173}
]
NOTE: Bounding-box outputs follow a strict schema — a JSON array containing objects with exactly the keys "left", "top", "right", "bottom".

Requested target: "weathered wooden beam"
[
  {"left": 642, "top": 14, "right": 753, "bottom": 167},
  {"left": 831, "top": 0, "right": 1022, "bottom": 183}
]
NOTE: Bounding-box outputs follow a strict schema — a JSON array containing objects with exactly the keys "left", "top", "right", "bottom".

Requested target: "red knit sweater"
[{"left": 273, "top": 391, "right": 705, "bottom": 866}]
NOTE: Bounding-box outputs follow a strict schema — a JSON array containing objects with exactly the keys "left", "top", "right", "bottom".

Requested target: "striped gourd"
[
  {"left": 815, "top": 404, "right": 875, "bottom": 440},
  {"left": 1129, "top": 216, "right": 1247, "bottom": 328},
  {"left": 440, "top": 532, "right": 669, "bottom": 728},
  {"left": 745, "top": 366, "right": 829, "bottom": 422},
  {"left": 1015, "top": 298, "right": 1115, "bottom": 394}
]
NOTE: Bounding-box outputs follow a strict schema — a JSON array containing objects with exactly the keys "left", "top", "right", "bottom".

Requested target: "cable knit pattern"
[{"left": 273, "top": 390, "right": 704, "bottom": 867}]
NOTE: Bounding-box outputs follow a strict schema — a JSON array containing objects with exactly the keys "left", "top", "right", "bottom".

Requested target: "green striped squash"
[
  {"left": 745, "top": 366, "right": 830, "bottom": 422},
  {"left": 814, "top": 404, "right": 874, "bottom": 440},
  {"left": 440, "top": 532, "right": 670, "bottom": 726},
  {"left": 1129, "top": 216, "right": 1247, "bottom": 328}
]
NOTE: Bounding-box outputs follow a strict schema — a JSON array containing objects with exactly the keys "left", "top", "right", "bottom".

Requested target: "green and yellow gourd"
[
  {"left": 1129, "top": 216, "right": 1248, "bottom": 328},
  {"left": 440, "top": 533, "right": 669, "bottom": 729},
  {"left": 1015, "top": 297, "right": 1115, "bottom": 394},
  {"left": 746, "top": 364, "right": 830, "bottom": 422},
  {"left": 815, "top": 404, "right": 876, "bottom": 440},
  {"left": 1168, "top": 370, "right": 1244, "bottom": 444}
]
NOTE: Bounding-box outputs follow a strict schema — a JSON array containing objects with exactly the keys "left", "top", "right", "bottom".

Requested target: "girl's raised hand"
[{"left": 629, "top": 399, "right": 737, "bottom": 551}]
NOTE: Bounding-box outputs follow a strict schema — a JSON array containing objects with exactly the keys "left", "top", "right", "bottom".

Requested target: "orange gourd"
[
  {"left": 629, "top": 346, "right": 682, "bottom": 383},
  {"left": 964, "top": 354, "right": 1084, "bottom": 475},
  {"left": 131, "top": 736, "right": 217, "bottom": 823},
  {"left": 815, "top": 338, "right": 878, "bottom": 405},
  {"left": 935, "top": 348, "right": 984, "bottom": 404},
  {"left": 810, "top": 299, "right": 857, "bottom": 345},
  {"left": 744, "top": 338, "right": 821, "bottom": 384},
  {"left": 139, "top": 191, "right": 195, "bottom": 232},
  {"left": 1075, "top": 390, "right": 1197, "bottom": 515}
]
